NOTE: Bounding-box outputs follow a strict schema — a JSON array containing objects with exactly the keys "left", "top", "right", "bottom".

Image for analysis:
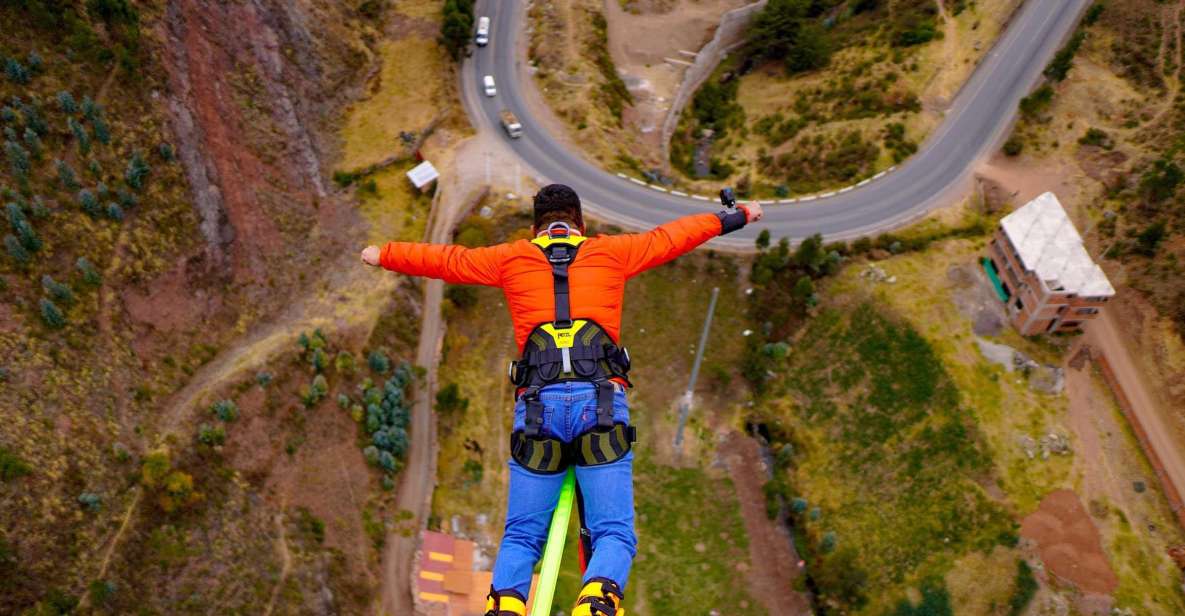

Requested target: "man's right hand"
[{"left": 361, "top": 245, "right": 381, "bottom": 267}]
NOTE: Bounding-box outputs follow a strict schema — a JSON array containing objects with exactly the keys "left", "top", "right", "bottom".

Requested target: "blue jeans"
[{"left": 491, "top": 381, "right": 637, "bottom": 599}]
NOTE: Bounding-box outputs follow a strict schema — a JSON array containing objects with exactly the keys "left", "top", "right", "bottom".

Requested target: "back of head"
[{"left": 533, "top": 184, "right": 584, "bottom": 233}]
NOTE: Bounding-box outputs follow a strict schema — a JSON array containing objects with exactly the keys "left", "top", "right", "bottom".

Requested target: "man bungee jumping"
[{"left": 361, "top": 184, "right": 762, "bottom": 616}]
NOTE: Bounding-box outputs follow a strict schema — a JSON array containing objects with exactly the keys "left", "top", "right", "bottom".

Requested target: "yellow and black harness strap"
[{"left": 510, "top": 423, "right": 637, "bottom": 475}]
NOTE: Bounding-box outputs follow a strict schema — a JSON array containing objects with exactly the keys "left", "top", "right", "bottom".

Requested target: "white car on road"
[
  {"left": 483, "top": 75, "right": 497, "bottom": 97},
  {"left": 475, "top": 16, "right": 490, "bottom": 46}
]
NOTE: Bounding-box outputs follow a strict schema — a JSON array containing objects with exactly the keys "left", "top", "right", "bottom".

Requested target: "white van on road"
[
  {"left": 483, "top": 75, "right": 497, "bottom": 97},
  {"left": 475, "top": 16, "right": 490, "bottom": 46}
]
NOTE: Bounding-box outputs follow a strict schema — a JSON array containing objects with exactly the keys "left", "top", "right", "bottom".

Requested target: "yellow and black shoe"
[
  {"left": 483, "top": 586, "right": 526, "bottom": 616},
  {"left": 572, "top": 577, "right": 625, "bottom": 616}
]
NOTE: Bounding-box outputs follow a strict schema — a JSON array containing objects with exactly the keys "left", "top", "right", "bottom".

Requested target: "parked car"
[
  {"left": 475, "top": 16, "right": 490, "bottom": 46},
  {"left": 483, "top": 75, "right": 497, "bottom": 97}
]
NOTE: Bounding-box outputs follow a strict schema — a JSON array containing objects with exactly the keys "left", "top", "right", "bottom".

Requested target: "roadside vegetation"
[{"left": 670, "top": 0, "right": 1019, "bottom": 197}]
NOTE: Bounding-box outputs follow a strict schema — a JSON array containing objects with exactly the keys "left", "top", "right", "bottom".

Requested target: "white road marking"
[
  {"left": 758, "top": 200, "right": 775, "bottom": 205},
  {"left": 838, "top": 187, "right": 853, "bottom": 194},
  {"left": 629, "top": 178, "right": 646, "bottom": 185},
  {"left": 670, "top": 191, "right": 688, "bottom": 197},
  {"left": 820, "top": 192, "right": 836, "bottom": 198},
  {"left": 779, "top": 199, "right": 797, "bottom": 204},
  {"left": 649, "top": 185, "right": 668, "bottom": 192},
  {"left": 857, "top": 179, "right": 871, "bottom": 187},
  {"left": 872, "top": 171, "right": 887, "bottom": 180},
  {"left": 616, "top": 173, "right": 628, "bottom": 179},
  {"left": 691, "top": 195, "right": 710, "bottom": 201},
  {"left": 799, "top": 195, "right": 817, "bottom": 202}
]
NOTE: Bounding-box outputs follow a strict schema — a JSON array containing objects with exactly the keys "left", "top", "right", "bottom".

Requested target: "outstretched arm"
[
  {"left": 360, "top": 241, "right": 505, "bottom": 286},
  {"left": 609, "top": 203, "right": 763, "bottom": 278}
]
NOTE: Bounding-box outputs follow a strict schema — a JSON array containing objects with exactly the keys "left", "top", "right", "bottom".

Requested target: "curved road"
[{"left": 464, "top": 0, "right": 1090, "bottom": 248}]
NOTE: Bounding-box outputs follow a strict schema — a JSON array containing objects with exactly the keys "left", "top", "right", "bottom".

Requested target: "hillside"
[{"left": 0, "top": 0, "right": 453, "bottom": 612}]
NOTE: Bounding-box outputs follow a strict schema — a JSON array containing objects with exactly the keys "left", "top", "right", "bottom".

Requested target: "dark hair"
[{"left": 533, "top": 184, "right": 584, "bottom": 231}]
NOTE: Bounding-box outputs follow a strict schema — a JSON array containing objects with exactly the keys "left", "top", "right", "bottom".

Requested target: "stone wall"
[{"left": 660, "top": 0, "right": 768, "bottom": 163}]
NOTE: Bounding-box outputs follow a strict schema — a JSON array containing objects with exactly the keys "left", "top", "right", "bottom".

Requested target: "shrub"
[
  {"left": 368, "top": 350, "right": 391, "bottom": 374},
  {"left": 25, "top": 51, "right": 43, "bottom": 73},
  {"left": 56, "top": 160, "right": 80, "bottom": 190},
  {"left": 756, "top": 228, "right": 771, "bottom": 250},
  {"left": 303, "top": 374, "right": 329, "bottom": 407},
  {"left": 1044, "top": 31, "right": 1084, "bottom": 83},
  {"left": 76, "top": 257, "right": 102, "bottom": 285},
  {"left": 894, "top": 20, "right": 937, "bottom": 47},
  {"left": 158, "top": 142, "right": 175, "bottom": 161},
  {"left": 88, "top": 580, "right": 116, "bottom": 606},
  {"left": 1084, "top": 2, "right": 1105, "bottom": 26},
  {"left": 1003, "top": 136, "right": 1024, "bottom": 157},
  {"left": 57, "top": 91, "right": 78, "bottom": 114},
  {"left": 4, "top": 140, "right": 30, "bottom": 179},
  {"left": 1078, "top": 127, "right": 1112, "bottom": 149},
  {"left": 1134, "top": 221, "right": 1166, "bottom": 256},
  {"left": 106, "top": 203, "right": 123, "bottom": 221},
  {"left": 22, "top": 127, "right": 41, "bottom": 159},
  {"left": 0, "top": 446, "right": 31, "bottom": 481},
  {"left": 894, "top": 579, "right": 953, "bottom": 616},
  {"left": 435, "top": 382, "right": 469, "bottom": 416},
  {"left": 197, "top": 423, "right": 225, "bottom": 446},
  {"left": 256, "top": 371, "right": 273, "bottom": 387},
  {"left": 92, "top": 116, "right": 111, "bottom": 145},
  {"left": 210, "top": 399, "right": 239, "bottom": 422},
  {"left": 39, "top": 298, "right": 66, "bottom": 329},
  {"left": 125, "top": 151, "right": 150, "bottom": 190},
  {"left": 790, "top": 497, "right": 808, "bottom": 513},
  {"left": 820, "top": 531, "right": 837, "bottom": 553},
  {"left": 68, "top": 117, "right": 90, "bottom": 155},
  {"left": 1019, "top": 85, "right": 1053, "bottom": 117},
  {"left": 79, "top": 189, "right": 101, "bottom": 217},
  {"left": 14, "top": 219, "right": 41, "bottom": 252},
  {"left": 311, "top": 347, "right": 328, "bottom": 372},
  {"left": 4, "top": 234, "right": 29, "bottom": 264},
  {"left": 1008, "top": 560, "right": 1038, "bottom": 616},
  {"left": 1140, "top": 159, "right": 1183, "bottom": 203},
  {"left": 78, "top": 492, "right": 102, "bottom": 512},
  {"left": 4, "top": 58, "right": 29, "bottom": 84},
  {"left": 41, "top": 275, "right": 75, "bottom": 306},
  {"left": 334, "top": 350, "right": 356, "bottom": 374}
]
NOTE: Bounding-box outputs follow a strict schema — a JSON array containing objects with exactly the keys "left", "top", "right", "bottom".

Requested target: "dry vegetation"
[
  {"left": 0, "top": 0, "right": 453, "bottom": 612},
  {"left": 668, "top": 0, "right": 1020, "bottom": 197}
]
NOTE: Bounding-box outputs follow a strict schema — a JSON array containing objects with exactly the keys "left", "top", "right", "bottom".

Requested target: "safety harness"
[{"left": 508, "top": 223, "right": 636, "bottom": 474}]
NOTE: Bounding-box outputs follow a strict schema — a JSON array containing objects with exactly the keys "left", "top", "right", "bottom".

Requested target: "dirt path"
[
  {"left": 262, "top": 509, "right": 293, "bottom": 616},
  {"left": 718, "top": 432, "right": 812, "bottom": 616},
  {"left": 378, "top": 134, "right": 492, "bottom": 616},
  {"left": 1083, "top": 310, "right": 1185, "bottom": 527}
]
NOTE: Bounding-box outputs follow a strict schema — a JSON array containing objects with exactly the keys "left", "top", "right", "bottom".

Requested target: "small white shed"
[{"left": 406, "top": 160, "right": 439, "bottom": 192}]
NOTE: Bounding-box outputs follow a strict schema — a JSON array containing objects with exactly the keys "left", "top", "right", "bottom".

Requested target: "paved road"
[{"left": 464, "top": 0, "right": 1091, "bottom": 249}]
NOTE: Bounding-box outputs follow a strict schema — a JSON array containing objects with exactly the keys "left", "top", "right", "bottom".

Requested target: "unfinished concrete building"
[{"left": 983, "top": 192, "right": 1115, "bottom": 336}]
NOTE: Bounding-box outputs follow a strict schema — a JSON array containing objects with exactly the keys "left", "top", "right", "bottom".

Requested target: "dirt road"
[
  {"left": 378, "top": 133, "right": 497, "bottom": 616},
  {"left": 1082, "top": 310, "right": 1185, "bottom": 527}
]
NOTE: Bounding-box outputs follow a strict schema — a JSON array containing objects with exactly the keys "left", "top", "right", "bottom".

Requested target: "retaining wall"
[{"left": 659, "top": 0, "right": 768, "bottom": 163}]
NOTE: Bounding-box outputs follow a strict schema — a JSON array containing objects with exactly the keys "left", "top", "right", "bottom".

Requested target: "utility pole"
[{"left": 674, "top": 287, "right": 719, "bottom": 452}]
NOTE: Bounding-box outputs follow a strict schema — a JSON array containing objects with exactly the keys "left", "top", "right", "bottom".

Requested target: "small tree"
[
  {"left": 92, "top": 116, "right": 111, "bottom": 145},
  {"left": 76, "top": 257, "right": 102, "bottom": 286},
  {"left": 435, "top": 382, "right": 469, "bottom": 416},
  {"left": 25, "top": 51, "right": 43, "bottom": 73},
  {"left": 4, "top": 140, "right": 30, "bottom": 180},
  {"left": 68, "top": 117, "right": 90, "bottom": 155},
  {"left": 78, "top": 492, "right": 102, "bottom": 512},
  {"left": 56, "top": 160, "right": 80, "bottom": 190},
  {"left": 197, "top": 423, "right": 226, "bottom": 446},
  {"left": 311, "top": 347, "right": 328, "bottom": 372},
  {"left": 792, "top": 275, "right": 817, "bottom": 308},
  {"left": 125, "top": 151, "right": 150, "bottom": 190},
  {"left": 210, "top": 399, "right": 239, "bottom": 422},
  {"left": 57, "top": 91, "right": 78, "bottom": 114},
  {"left": 81, "top": 96, "right": 100, "bottom": 121},
  {"left": 4, "top": 58, "right": 29, "bottom": 84},
  {"left": 106, "top": 202, "right": 123, "bottom": 221},
  {"left": 368, "top": 350, "right": 390, "bottom": 373},
  {"left": 158, "top": 142, "right": 175, "bottom": 161},
  {"left": 79, "top": 189, "right": 101, "bottom": 217},
  {"left": 756, "top": 228, "right": 771, "bottom": 250},
  {"left": 14, "top": 219, "right": 41, "bottom": 252},
  {"left": 42, "top": 275, "right": 75, "bottom": 306},
  {"left": 39, "top": 297, "right": 66, "bottom": 329},
  {"left": 4, "top": 235, "right": 29, "bottom": 264},
  {"left": 22, "top": 128, "right": 41, "bottom": 159}
]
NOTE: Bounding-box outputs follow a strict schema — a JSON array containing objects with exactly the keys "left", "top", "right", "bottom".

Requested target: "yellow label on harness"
[{"left": 540, "top": 320, "right": 587, "bottom": 349}]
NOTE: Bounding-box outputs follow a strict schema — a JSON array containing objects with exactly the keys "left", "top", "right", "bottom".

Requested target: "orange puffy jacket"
[{"left": 379, "top": 212, "right": 727, "bottom": 352}]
